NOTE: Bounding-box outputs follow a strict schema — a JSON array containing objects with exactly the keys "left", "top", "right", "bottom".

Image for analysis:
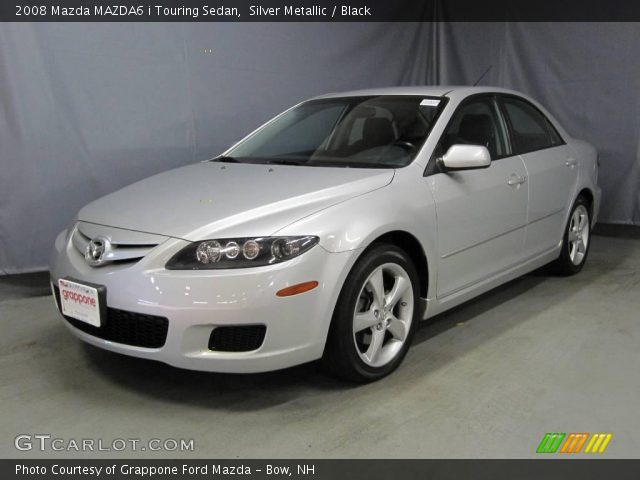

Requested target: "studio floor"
[{"left": 1, "top": 226, "right": 639, "bottom": 459}]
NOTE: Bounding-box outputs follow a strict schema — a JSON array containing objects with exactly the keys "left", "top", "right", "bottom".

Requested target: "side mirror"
[{"left": 438, "top": 144, "right": 491, "bottom": 171}]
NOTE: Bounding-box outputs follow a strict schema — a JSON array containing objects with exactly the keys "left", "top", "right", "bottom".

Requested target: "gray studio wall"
[
  {"left": 0, "top": 22, "right": 431, "bottom": 274},
  {"left": 2, "top": 22, "right": 640, "bottom": 274},
  {"left": 431, "top": 22, "right": 640, "bottom": 226}
]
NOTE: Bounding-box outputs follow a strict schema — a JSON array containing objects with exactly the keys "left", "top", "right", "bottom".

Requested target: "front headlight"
[{"left": 166, "top": 236, "right": 319, "bottom": 270}]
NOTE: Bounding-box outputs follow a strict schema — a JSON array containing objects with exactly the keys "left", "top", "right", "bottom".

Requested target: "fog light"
[{"left": 276, "top": 281, "right": 319, "bottom": 297}]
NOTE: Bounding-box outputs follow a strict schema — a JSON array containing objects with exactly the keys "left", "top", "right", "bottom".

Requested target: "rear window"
[{"left": 502, "top": 97, "right": 563, "bottom": 153}]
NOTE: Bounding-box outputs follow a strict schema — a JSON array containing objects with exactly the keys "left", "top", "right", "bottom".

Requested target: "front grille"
[
  {"left": 208, "top": 325, "right": 266, "bottom": 352},
  {"left": 71, "top": 225, "right": 159, "bottom": 266},
  {"left": 53, "top": 286, "right": 169, "bottom": 349}
]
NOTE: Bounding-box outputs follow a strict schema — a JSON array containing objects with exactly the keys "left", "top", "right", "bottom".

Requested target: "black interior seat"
[
  {"left": 457, "top": 114, "right": 496, "bottom": 156},
  {"left": 358, "top": 117, "right": 395, "bottom": 150}
]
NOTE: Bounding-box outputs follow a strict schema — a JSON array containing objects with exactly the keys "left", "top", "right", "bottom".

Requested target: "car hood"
[{"left": 78, "top": 162, "right": 394, "bottom": 240}]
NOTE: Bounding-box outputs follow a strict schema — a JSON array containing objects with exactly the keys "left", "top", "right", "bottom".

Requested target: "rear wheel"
[
  {"left": 323, "top": 244, "right": 420, "bottom": 382},
  {"left": 552, "top": 196, "right": 591, "bottom": 275}
]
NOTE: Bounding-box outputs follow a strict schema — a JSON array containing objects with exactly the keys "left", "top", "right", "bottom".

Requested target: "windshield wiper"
[
  {"left": 211, "top": 156, "right": 240, "bottom": 163},
  {"left": 265, "top": 158, "right": 307, "bottom": 166},
  {"left": 306, "top": 159, "right": 396, "bottom": 169}
]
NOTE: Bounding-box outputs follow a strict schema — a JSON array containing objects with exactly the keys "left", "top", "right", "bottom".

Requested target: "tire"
[
  {"left": 551, "top": 196, "right": 592, "bottom": 275},
  {"left": 322, "top": 244, "right": 420, "bottom": 382}
]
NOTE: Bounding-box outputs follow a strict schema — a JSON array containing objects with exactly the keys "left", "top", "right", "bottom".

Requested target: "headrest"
[
  {"left": 362, "top": 117, "right": 395, "bottom": 146},
  {"left": 458, "top": 114, "right": 493, "bottom": 146}
]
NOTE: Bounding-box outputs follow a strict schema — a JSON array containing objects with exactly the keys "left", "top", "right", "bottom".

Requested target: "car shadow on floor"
[
  {"left": 75, "top": 274, "right": 542, "bottom": 411},
  {"left": 0, "top": 271, "right": 50, "bottom": 301},
  {"left": 77, "top": 237, "right": 624, "bottom": 411},
  {"left": 81, "top": 342, "right": 339, "bottom": 410}
]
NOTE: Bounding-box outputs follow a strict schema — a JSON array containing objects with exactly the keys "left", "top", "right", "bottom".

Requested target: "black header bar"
[{"left": 2, "top": 0, "right": 640, "bottom": 22}]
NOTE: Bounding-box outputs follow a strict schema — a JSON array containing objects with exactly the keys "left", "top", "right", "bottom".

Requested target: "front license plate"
[{"left": 58, "top": 278, "right": 102, "bottom": 327}]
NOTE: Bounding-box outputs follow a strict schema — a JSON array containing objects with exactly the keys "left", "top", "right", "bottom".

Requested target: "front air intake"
[
  {"left": 53, "top": 286, "right": 169, "bottom": 348},
  {"left": 208, "top": 325, "right": 266, "bottom": 352}
]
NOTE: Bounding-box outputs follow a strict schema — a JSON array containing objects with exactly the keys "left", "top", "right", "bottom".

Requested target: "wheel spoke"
[
  {"left": 387, "top": 316, "right": 408, "bottom": 341},
  {"left": 354, "top": 308, "right": 379, "bottom": 333},
  {"left": 568, "top": 230, "right": 578, "bottom": 243},
  {"left": 364, "top": 328, "right": 385, "bottom": 364},
  {"left": 385, "top": 275, "right": 409, "bottom": 308},
  {"left": 578, "top": 214, "right": 588, "bottom": 232},
  {"left": 367, "top": 268, "right": 385, "bottom": 306},
  {"left": 581, "top": 226, "right": 589, "bottom": 247}
]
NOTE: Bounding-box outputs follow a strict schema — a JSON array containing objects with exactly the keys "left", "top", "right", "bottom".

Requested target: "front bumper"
[{"left": 49, "top": 228, "right": 356, "bottom": 373}]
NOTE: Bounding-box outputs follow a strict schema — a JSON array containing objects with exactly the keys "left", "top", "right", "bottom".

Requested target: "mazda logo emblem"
[{"left": 85, "top": 236, "right": 111, "bottom": 266}]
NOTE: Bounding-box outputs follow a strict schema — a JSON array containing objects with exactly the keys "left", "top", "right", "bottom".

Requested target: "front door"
[{"left": 430, "top": 96, "right": 529, "bottom": 298}]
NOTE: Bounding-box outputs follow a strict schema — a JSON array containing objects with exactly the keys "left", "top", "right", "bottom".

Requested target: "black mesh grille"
[
  {"left": 54, "top": 286, "right": 168, "bottom": 349},
  {"left": 208, "top": 325, "right": 266, "bottom": 352}
]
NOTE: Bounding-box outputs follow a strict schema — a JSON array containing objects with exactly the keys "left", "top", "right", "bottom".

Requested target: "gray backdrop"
[{"left": 1, "top": 22, "right": 638, "bottom": 274}]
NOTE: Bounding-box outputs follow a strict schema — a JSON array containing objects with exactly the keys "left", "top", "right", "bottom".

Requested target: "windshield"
[{"left": 221, "top": 95, "right": 444, "bottom": 168}]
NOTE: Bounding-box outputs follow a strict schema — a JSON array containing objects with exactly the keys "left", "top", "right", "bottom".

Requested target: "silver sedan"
[{"left": 50, "top": 86, "right": 600, "bottom": 381}]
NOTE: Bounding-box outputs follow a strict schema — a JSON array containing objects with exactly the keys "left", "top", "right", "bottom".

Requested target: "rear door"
[
  {"left": 430, "top": 95, "right": 529, "bottom": 298},
  {"left": 499, "top": 95, "right": 578, "bottom": 257}
]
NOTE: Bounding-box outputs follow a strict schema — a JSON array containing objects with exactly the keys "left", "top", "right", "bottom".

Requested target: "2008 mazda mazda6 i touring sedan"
[{"left": 50, "top": 86, "right": 601, "bottom": 382}]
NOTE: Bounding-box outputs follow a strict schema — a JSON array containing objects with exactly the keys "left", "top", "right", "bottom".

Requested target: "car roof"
[{"left": 313, "top": 85, "right": 524, "bottom": 99}]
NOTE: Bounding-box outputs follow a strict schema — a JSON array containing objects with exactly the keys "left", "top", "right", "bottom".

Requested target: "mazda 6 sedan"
[{"left": 50, "top": 86, "right": 601, "bottom": 381}]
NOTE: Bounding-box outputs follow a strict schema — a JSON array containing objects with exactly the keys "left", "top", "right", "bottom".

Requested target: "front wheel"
[
  {"left": 552, "top": 196, "right": 592, "bottom": 275},
  {"left": 322, "top": 244, "right": 420, "bottom": 382}
]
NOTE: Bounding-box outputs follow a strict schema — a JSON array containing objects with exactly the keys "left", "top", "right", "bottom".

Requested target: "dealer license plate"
[{"left": 58, "top": 278, "right": 102, "bottom": 327}]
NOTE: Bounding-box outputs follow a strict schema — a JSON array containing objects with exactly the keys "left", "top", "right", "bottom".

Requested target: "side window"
[
  {"left": 502, "top": 97, "right": 563, "bottom": 153},
  {"left": 435, "top": 97, "right": 508, "bottom": 160}
]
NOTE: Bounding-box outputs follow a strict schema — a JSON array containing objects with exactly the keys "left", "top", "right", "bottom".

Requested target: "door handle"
[
  {"left": 507, "top": 174, "right": 526, "bottom": 186},
  {"left": 565, "top": 158, "right": 577, "bottom": 167}
]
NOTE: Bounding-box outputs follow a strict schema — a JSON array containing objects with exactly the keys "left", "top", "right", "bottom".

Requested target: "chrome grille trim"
[
  {"left": 71, "top": 224, "right": 160, "bottom": 265},
  {"left": 71, "top": 225, "right": 90, "bottom": 254}
]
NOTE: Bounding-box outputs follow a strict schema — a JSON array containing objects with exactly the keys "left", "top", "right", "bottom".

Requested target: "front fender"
[{"left": 273, "top": 175, "right": 439, "bottom": 301}]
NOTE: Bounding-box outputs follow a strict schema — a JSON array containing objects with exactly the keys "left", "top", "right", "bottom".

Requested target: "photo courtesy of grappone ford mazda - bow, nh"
[{"left": 50, "top": 86, "right": 601, "bottom": 382}]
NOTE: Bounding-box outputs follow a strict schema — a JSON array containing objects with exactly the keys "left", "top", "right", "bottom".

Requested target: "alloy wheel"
[
  {"left": 568, "top": 204, "right": 590, "bottom": 266},
  {"left": 352, "top": 263, "right": 414, "bottom": 368}
]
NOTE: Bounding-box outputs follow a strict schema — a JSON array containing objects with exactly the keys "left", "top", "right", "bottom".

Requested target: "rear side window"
[{"left": 502, "top": 97, "right": 563, "bottom": 153}]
